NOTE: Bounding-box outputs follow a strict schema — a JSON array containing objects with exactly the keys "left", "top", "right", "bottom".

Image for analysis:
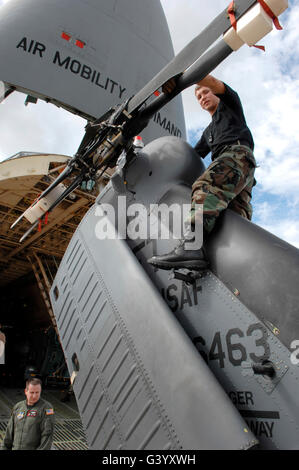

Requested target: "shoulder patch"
[{"left": 45, "top": 408, "right": 54, "bottom": 415}]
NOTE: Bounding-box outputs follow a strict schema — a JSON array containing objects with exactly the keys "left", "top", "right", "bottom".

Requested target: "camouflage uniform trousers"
[{"left": 190, "top": 145, "right": 257, "bottom": 234}]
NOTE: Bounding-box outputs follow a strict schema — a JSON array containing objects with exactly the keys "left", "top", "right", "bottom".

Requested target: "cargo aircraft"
[{"left": 3, "top": 0, "right": 299, "bottom": 450}]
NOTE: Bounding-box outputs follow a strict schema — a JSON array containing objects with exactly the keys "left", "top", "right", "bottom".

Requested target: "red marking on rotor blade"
[
  {"left": 75, "top": 39, "right": 85, "bottom": 49},
  {"left": 61, "top": 32, "right": 71, "bottom": 41}
]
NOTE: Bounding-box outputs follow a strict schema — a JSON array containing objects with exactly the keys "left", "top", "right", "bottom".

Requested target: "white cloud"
[
  {"left": 258, "top": 219, "right": 299, "bottom": 249},
  {"left": 252, "top": 198, "right": 299, "bottom": 248},
  {"left": 0, "top": 92, "right": 86, "bottom": 160}
]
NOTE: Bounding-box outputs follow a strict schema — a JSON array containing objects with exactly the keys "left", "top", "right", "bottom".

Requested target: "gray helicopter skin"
[
  {"left": 50, "top": 136, "right": 299, "bottom": 450},
  {"left": 50, "top": 137, "right": 257, "bottom": 450}
]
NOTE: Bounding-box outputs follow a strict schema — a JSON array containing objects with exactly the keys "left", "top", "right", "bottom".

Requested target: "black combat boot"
[{"left": 147, "top": 237, "right": 209, "bottom": 271}]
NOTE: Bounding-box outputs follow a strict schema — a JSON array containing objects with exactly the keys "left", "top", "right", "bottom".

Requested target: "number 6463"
[{"left": 193, "top": 323, "right": 271, "bottom": 368}]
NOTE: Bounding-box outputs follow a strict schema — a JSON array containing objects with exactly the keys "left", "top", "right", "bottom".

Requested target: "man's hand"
[
  {"left": 195, "top": 74, "right": 225, "bottom": 95},
  {"left": 162, "top": 77, "right": 177, "bottom": 94}
]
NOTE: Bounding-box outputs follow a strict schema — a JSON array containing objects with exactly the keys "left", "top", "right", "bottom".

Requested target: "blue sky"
[{"left": 0, "top": 0, "right": 298, "bottom": 248}]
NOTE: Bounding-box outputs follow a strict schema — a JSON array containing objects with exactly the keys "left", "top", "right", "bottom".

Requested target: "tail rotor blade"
[
  {"left": 37, "top": 163, "right": 73, "bottom": 201},
  {"left": 10, "top": 163, "right": 74, "bottom": 231},
  {"left": 45, "top": 173, "right": 85, "bottom": 214},
  {"left": 18, "top": 173, "right": 84, "bottom": 243},
  {"left": 19, "top": 220, "right": 39, "bottom": 243}
]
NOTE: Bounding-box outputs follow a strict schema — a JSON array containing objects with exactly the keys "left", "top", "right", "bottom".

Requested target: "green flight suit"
[{"left": 2, "top": 398, "right": 55, "bottom": 450}]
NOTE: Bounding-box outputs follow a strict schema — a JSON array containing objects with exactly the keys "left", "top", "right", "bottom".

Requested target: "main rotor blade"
[
  {"left": 127, "top": 0, "right": 256, "bottom": 114},
  {"left": 136, "top": 40, "right": 232, "bottom": 124}
]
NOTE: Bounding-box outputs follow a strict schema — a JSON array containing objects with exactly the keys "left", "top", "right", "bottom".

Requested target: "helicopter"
[{"left": 10, "top": 0, "right": 299, "bottom": 450}]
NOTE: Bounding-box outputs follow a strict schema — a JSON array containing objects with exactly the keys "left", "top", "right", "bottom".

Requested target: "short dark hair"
[{"left": 26, "top": 377, "right": 42, "bottom": 389}]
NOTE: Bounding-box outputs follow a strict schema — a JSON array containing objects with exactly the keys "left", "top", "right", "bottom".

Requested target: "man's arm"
[
  {"left": 2, "top": 412, "right": 14, "bottom": 450},
  {"left": 195, "top": 74, "right": 225, "bottom": 95},
  {"left": 163, "top": 74, "right": 225, "bottom": 95},
  {"left": 37, "top": 408, "right": 55, "bottom": 450}
]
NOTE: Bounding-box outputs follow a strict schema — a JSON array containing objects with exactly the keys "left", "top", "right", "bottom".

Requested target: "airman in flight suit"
[{"left": 2, "top": 377, "right": 55, "bottom": 450}]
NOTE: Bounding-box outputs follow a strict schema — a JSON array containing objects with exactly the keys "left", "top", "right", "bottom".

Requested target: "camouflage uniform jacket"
[{"left": 2, "top": 398, "right": 55, "bottom": 450}]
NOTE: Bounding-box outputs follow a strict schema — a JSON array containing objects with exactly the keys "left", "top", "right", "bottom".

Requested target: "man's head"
[
  {"left": 195, "top": 84, "right": 220, "bottom": 116},
  {"left": 25, "top": 378, "right": 42, "bottom": 406}
]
